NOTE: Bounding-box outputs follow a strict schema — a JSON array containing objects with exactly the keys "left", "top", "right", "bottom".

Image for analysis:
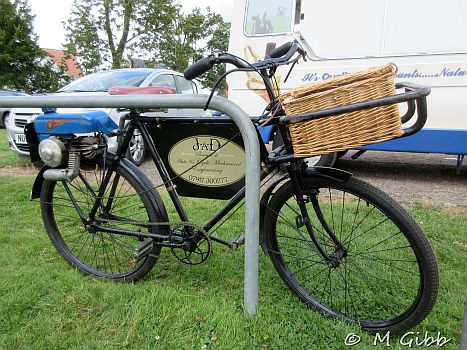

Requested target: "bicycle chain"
[{"left": 96, "top": 217, "right": 212, "bottom": 265}]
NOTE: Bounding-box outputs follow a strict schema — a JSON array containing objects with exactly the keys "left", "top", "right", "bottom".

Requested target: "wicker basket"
[{"left": 280, "top": 64, "right": 403, "bottom": 157}]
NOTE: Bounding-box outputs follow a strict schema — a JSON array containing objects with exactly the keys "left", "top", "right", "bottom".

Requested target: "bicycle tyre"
[
  {"left": 263, "top": 176, "right": 438, "bottom": 332},
  {"left": 40, "top": 158, "right": 165, "bottom": 282}
]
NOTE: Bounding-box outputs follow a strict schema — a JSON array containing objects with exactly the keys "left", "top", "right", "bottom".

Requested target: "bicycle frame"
[
  {"left": 61, "top": 104, "right": 353, "bottom": 271},
  {"left": 77, "top": 58, "right": 288, "bottom": 245},
  {"left": 81, "top": 111, "right": 274, "bottom": 247}
]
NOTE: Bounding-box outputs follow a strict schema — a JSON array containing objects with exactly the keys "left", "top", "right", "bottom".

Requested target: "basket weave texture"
[{"left": 281, "top": 64, "right": 403, "bottom": 157}]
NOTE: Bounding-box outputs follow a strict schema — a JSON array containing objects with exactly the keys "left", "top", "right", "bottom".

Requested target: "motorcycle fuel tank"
[{"left": 34, "top": 109, "right": 118, "bottom": 141}]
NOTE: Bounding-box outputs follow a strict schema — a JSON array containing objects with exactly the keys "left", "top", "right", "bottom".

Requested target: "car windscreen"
[
  {"left": 58, "top": 70, "right": 153, "bottom": 92},
  {"left": 0, "top": 91, "right": 28, "bottom": 96}
]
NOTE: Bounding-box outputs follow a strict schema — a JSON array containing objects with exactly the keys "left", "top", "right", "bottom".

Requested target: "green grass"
[
  {"left": 0, "top": 129, "right": 30, "bottom": 168},
  {"left": 0, "top": 175, "right": 465, "bottom": 350}
]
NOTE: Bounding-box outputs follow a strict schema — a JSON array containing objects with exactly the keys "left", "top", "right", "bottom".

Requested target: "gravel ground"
[
  {"left": 141, "top": 150, "right": 467, "bottom": 207},
  {"left": 335, "top": 151, "right": 467, "bottom": 207},
  {"left": 4, "top": 150, "right": 463, "bottom": 207}
]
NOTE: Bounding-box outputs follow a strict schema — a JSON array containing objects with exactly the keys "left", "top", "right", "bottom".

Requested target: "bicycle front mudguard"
[
  {"left": 303, "top": 166, "right": 353, "bottom": 182},
  {"left": 260, "top": 166, "right": 353, "bottom": 209}
]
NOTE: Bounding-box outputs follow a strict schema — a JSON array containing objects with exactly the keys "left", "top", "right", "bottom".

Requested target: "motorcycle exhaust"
[{"left": 43, "top": 152, "right": 80, "bottom": 182}]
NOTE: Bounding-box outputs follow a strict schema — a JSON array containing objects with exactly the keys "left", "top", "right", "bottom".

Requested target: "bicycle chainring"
[{"left": 170, "top": 223, "right": 211, "bottom": 265}]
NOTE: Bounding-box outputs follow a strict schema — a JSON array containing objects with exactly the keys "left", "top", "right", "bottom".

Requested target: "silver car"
[
  {"left": 6, "top": 68, "right": 206, "bottom": 165},
  {"left": 0, "top": 90, "right": 28, "bottom": 128}
]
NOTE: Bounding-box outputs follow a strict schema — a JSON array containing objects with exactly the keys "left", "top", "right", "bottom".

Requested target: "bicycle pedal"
[
  {"left": 133, "top": 238, "right": 154, "bottom": 261},
  {"left": 230, "top": 233, "right": 245, "bottom": 250}
]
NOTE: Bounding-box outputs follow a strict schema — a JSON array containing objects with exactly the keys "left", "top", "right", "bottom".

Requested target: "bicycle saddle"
[{"left": 107, "top": 86, "right": 176, "bottom": 95}]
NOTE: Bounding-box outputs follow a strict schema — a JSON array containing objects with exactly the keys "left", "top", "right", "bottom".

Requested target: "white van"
[{"left": 227, "top": 0, "right": 467, "bottom": 169}]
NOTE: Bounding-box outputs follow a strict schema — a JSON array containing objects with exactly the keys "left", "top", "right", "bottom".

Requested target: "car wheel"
[
  {"left": 271, "top": 132, "right": 337, "bottom": 168},
  {"left": 125, "top": 128, "right": 145, "bottom": 166},
  {"left": 0, "top": 111, "right": 9, "bottom": 128}
]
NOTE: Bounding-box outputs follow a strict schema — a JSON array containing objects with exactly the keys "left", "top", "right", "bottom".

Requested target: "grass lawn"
[
  {"left": 0, "top": 129, "right": 30, "bottom": 168},
  {"left": 0, "top": 172, "right": 465, "bottom": 349}
]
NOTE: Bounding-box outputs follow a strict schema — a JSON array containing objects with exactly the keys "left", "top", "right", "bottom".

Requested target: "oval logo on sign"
[{"left": 168, "top": 135, "right": 245, "bottom": 187}]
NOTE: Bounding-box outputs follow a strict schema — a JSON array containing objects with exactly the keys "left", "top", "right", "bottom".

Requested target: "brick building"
[{"left": 43, "top": 48, "right": 82, "bottom": 79}]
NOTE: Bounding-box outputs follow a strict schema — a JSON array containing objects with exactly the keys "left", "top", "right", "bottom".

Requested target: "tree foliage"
[
  {"left": 0, "top": 0, "right": 67, "bottom": 93},
  {"left": 157, "top": 8, "right": 231, "bottom": 92},
  {"left": 64, "top": 0, "right": 177, "bottom": 74},
  {"left": 64, "top": 1, "right": 230, "bottom": 91}
]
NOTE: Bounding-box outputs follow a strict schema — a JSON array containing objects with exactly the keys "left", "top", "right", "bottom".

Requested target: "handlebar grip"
[
  {"left": 184, "top": 57, "right": 214, "bottom": 80},
  {"left": 269, "top": 42, "right": 293, "bottom": 59}
]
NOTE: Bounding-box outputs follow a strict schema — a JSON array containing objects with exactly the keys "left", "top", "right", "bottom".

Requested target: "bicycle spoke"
[
  {"left": 352, "top": 253, "right": 419, "bottom": 277},
  {"left": 276, "top": 231, "right": 334, "bottom": 249},
  {"left": 350, "top": 244, "right": 413, "bottom": 258},
  {"left": 289, "top": 260, "right": 326, "bottom": 277},
  {"left": 343, "top": 217, "right": 390, "bottom": 246}
]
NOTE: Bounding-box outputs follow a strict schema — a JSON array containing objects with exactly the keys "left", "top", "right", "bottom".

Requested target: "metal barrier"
[
  {"left": 462, "top": 297, "right": 467, "bottom": 350},
  {"left": 0, "top": 94, "right": 261, "bottom": 316}
]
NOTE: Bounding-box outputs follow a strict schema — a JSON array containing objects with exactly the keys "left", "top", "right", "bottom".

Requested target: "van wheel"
[
  {"left": 272, "top": 132, "right": 337, "bottom": 167},
  {"left": 125, "top": 128, "right": 145, "bottom": 166},
  {"left": 303, "top": 153, "right": 337, "bottom": 167},
  {"left": 337, "top": 150, "right": 348, "bottom": 159}
]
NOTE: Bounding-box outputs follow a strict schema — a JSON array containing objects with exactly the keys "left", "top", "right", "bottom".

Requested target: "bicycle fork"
[{"left": 286, "top": 163, "right": 347, "bottom": 267}]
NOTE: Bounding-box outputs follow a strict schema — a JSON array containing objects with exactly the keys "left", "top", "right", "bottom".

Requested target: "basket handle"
[{"left": 279, "top": 82, "right": 430, "bottom": 138}]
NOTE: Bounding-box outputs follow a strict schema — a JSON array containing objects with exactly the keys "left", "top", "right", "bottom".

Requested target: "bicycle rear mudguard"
[{"left": 259, "top": 166, "right": 352, "bottom": 249}]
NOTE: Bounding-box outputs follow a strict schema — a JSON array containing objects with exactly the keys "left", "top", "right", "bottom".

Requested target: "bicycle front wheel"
[
  {"left": 40, "top": 159, "right": 166, "bottom": 282},
  {"left": 263, "top": 176, "right": 438, "bottom": 332}
]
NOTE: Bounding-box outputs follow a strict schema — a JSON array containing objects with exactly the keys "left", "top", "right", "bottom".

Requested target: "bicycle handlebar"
[
  {"left": 184, "top": 57, "right": 215, "bottom": 81},
  {"left": 269, "top": 42, "right": 294, "bottom": 59},
  {"left": 183, "top": 41, "right": 305, "bottom": 80}
]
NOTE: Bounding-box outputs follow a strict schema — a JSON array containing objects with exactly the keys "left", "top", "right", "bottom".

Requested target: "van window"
[{"left": 244, "top": 0, "right": 294, "bottom": 36}]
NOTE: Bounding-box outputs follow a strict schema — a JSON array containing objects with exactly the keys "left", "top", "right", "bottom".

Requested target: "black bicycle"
[{"left": 27, "top": 42, "right": 438, "bottom": 333}]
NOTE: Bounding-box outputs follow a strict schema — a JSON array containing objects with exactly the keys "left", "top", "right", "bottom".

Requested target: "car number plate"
[{"left": 15, "top": 133, "right": 27, "bottom": 144}]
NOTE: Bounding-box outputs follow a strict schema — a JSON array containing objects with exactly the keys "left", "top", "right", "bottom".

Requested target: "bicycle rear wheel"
[
  {"left": 263, "top": 176, "right": 438, "bottom": 332},
  {"left": 40, "top": 159, "right": 166, "bottom": 282}
]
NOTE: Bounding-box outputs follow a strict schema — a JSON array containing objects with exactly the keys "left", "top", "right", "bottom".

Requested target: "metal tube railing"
[{"left": 0, "top": 94, "right": 261, "bottom": 316}]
